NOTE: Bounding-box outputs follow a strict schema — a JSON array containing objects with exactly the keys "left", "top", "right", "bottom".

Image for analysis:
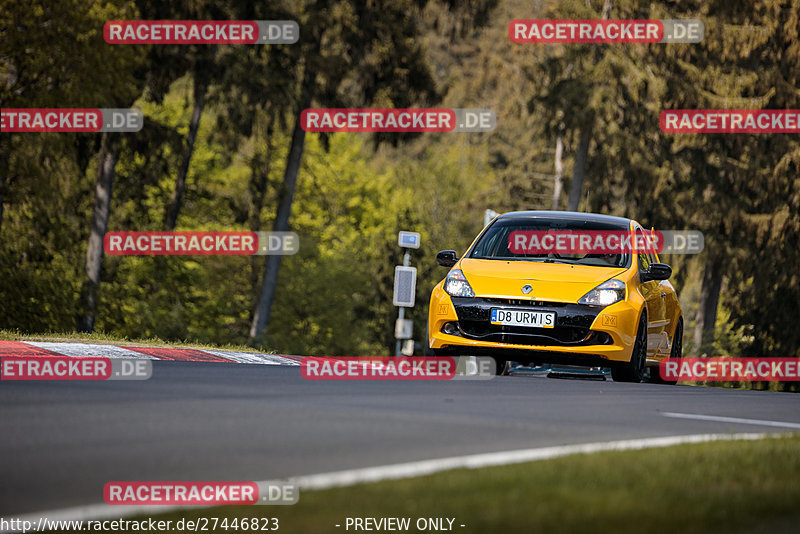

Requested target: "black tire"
[
  {"left": 494, "top": 358, "right": 511, "bottom": 376},
  {"left": 651, "top": 317, "right": 682, "bottom": 385},
  {"left": 611, "top": 313, "right": 647, "bottom": 383}
]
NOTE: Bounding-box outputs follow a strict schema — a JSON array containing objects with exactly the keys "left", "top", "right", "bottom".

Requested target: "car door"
[
  {"left": 654, "top": 254, "right": 679, "bottom": 356},
  {"left": 637, "top": 251, "right": 667, "bottom": 358}
]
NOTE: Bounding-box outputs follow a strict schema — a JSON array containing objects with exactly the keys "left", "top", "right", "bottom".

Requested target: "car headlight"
[
  {"left": 444, "top": 269, "right": 475, "bottom": 298},
  {"left": 578, "top": 279, "right": 626, "bottom": 306}
]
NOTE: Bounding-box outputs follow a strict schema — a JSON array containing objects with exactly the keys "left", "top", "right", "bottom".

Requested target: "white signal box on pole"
[
  {"left": 395, "top": 318, "right": 413, "bottom": 339},
  {"left": 394, "top": 231, "right": 419, "bottom": 356},
  {"left": 484, "top": 209, "right": 499, "bottom": 227},
  {"left": 392, "top": 266, "right": 417, "bottom": 307},
  {"left": 398, "top": 231, "right": 421, "bottom": 249}
]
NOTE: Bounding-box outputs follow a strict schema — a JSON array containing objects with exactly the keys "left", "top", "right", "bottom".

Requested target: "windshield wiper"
[
  {"left": 495, "top": 257, "right": 576, "bottom": 264},
  {"left": 539, "top": 258, "right": 575, "bottom": 264}
]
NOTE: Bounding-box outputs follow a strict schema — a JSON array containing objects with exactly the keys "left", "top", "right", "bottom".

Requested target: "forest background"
[{"left": 1, "top": 0, "right": 798, "bottom": 364}]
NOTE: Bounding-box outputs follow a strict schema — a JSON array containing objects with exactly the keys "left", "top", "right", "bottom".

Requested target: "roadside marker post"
[{"left": 394, "top": 232, "right": 420, "bottom": 356}]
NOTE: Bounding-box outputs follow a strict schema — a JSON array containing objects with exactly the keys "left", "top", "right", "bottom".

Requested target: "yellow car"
[{"left": 427, "top": 211, "right": 683, "bottom": 382}]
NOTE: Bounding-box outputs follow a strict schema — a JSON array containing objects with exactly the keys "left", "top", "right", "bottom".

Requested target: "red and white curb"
[{"left": 0, "top": 341, "right": 300, "bottom": 366}]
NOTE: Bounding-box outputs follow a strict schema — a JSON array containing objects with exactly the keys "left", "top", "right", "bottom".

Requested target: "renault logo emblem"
[{"left": 521, "top": 284, "right": 533, "bottom": 294}]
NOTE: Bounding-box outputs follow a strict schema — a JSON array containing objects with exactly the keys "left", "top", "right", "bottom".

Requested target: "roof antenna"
[{"left": 584, "top": 190, "right": 590, "bottom": 212}]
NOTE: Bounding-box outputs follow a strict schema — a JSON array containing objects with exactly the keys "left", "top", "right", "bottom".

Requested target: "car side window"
[
  {"left": 638, "top": 252, "right": 650, "bottom": 273},
  {"left": 473, "top": 226, "right": 503, "bottom": 257},
  {"left": 634, "top": 225, "right": 650, "bottom": 273}
]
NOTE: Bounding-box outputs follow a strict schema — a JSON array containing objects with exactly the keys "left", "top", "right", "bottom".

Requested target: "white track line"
[
  {"left": 662, "top": 412, "right": 800, "bottom": 430},
  {"left": 8, "top": 432, "right": 784, "bottom": 529},
  {"left": 291, "top": 432, "right": 778, "bottom": 489},
  {"left": 201, "top": 349, "right": 299, "bottom": 366},
  {"left": 15, "top": 342, "right": 299, "bottom": 365},
  {"left": 25, "top": 342, "right": 156, "bottom": 360}
]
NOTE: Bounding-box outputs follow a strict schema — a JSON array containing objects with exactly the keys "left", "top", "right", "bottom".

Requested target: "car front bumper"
[{"left": 428, "top": 285, "right": 639, "bottom": 364}]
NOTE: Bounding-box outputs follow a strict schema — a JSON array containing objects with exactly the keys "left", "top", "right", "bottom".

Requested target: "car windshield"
[{"left": 469, "top": 218, "right": 632, "bottom": 268}]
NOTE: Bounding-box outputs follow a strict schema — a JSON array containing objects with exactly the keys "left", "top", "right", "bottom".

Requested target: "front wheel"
[{"left": 611, "top": 314, "right": 647, "bottom": 383}]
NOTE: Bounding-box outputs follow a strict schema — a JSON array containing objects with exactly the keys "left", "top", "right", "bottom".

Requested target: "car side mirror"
[
  {"left": 436, "top": 250, "right": 458, "bottom": 267},
  {"left": 641, "top": 262, "right": 672, "bottom": 282}
]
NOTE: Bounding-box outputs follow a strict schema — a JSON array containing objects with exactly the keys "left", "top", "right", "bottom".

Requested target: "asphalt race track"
[{"left": 2, "top": 359, "right": 799, "bottom": 516}]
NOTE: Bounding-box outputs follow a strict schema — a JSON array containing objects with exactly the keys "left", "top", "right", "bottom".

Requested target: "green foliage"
[
  {"left": 0, "top": 0, "right": 143, "bottom": 332},
  {"left": 263, "top": 133, "right": 405, "bottom": 355}
]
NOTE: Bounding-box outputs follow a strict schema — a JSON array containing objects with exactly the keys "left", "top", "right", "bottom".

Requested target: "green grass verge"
[
  {"left": 0, "top": 329, "right": 276, "bottom": 355},
  {"left": 56, "top": 435, "right": 800, "bottom": 534}
]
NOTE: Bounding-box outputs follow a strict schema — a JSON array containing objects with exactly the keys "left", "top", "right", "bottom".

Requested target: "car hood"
[{"left": 458, "top": 258, "right": 627, "bottom": 303}]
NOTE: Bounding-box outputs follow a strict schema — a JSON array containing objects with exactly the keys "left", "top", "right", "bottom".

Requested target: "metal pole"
[{"left": 394, "top": 249, "right": 411, "bottom": 356}]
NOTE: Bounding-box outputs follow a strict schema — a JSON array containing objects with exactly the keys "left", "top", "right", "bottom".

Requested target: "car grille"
[
  {"left": 457, "top": 321, "right": 602, "bottom": 346},
  {"left": 449, "top": 297, "right": 610, "bottom": 347},
  {"left": 481, "top": 298, "right": 569, "bottom": 308}
]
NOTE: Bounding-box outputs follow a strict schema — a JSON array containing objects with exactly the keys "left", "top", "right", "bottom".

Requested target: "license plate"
[{"left": 490, "top": 309, "right": 556, "bottom": 328}]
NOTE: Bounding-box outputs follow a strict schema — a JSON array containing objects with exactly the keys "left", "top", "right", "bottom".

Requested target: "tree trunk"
[
  {"left": 164, "top": 76, "right": 207, "bottom": 231},
  {"left": 249, "top": 78, "right": 314, "bottom": 341},
  {"left": 0, "top": 135, "right": 8, "bottom": 233},
  {"left": 692, "top": 256, "right": 723, "bottom": 355},
  {"left": 567, "top": 125, "right": 591, "bottom": 211},
  {"left": 249, "top": 120, "right": 274, "bottom": 312},
  {"left": 78, "top": 133, "right": 119, "bottom": 332},
  {"left": 0, "top": 176, "right": 4, "bottom": 233},
  {"left": 564, "top": 0, "right": 607, "bottom": 213},
  {"left": 551, "top": 135, "right": 564, "bottom": 210},
  {"left": 601, "top": 0, "right": 612, "bottom": 18}
]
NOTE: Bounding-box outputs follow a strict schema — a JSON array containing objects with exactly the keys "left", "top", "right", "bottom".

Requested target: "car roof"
[{"left": 494, "top": 210, "right": 635, "bottom": 229}]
